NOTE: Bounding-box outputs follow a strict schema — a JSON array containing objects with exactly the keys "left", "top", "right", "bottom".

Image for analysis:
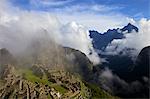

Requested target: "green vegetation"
[
  {"left": 47, "top": 94, "right": 52, "bottom": 99},
  {"left": 20, "top": 68, "right": 68, "bottom": 94},
  {"left": 0, "top": 47, "right": 122, "bottom": 99},
  {"left": 52, "top": 85, "right": 68, "bottom": 94},
  {"left": 0, "top": 80, "right": 5, "bottom": 87},
  {"left": 85, "top": 83, "right": 118, "bottom": 99},
  {"left": 80, "top": 81, "right": 89, "bottom": 98},
  {"left": 19, "top": 68, "right": 53, "bottom": 86},
  {"left": 24, "top": 67, "right": 116, "bottom": 98}
]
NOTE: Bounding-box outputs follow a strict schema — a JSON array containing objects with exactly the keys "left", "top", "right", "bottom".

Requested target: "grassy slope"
[
  {"left": 85, "top": 82, "right": 119, "bottom": 99},
  {"left": 20, "top": 68, "right": 68, "bottom": 94},
  {"left": 13, "top": 67, "right": 117, "bottom": 98}
]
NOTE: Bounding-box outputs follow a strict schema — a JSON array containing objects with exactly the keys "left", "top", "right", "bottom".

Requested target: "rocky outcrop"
[
  {"left": 0, "top": 48, "right": 15, "bottom": 65},
  {"left": 0, "top": 48, "right": 115, "bottom": 99},
  {"left": 132, "top": 46, "right": 150, "bottom": 80},
  {"left": 0, "top": 65, "right": 91, "bottom": 99}
]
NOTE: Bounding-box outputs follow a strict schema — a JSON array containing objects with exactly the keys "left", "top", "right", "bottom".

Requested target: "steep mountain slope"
[
  {"left": 90, "top": 46, "right": 149, "bottom": 98},
  {"left": 0, "top": 47, "right": 117, "bottom": 99},
  {"left": 89, "top": 24, "right": 149, "bottom": 98},
  {"left": 0, "top": 48, "right": 15, "bottom": 66},
  {"left": 63, "top": 47, "right": 93, "bottom": 80},
  {"left": 89, "top": 23, "right": 138, "bottom": 80},
  {"left": 131, "top": 46, "right": 150, "bottom": 80}
]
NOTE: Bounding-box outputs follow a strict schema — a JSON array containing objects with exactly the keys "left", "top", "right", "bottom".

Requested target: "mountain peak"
[
  {"left": 127, "top": 23, "right": 132, "bottom": 26},
  {"left": 121, "top": 23, "right": 138, "bottom": 33}
]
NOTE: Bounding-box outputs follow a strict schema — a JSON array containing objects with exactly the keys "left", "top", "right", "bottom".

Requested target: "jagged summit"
[
  {"left": 121, "top": 23, "right": 138, "bottom": 33},
  {"left": 89, "top": 23, "right": 138, "bottom": 50}
]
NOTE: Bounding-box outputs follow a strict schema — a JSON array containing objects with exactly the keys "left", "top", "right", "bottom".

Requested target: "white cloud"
[
  {"left": 0, "top": 0, "right": 100, "bottom": 64},
  {"left": 105, "top": 18, "right": 150, "bottom": 57},
  {"left": 40, "top": 3, "right": 128, "bottom": 32},
  {"left": 46, "top": 3, "right": 128, "bottom": 32},
  {"left": 1, "top": 0, "right": 149, "bottom": 64},
  {"left": 30, "top": 0, "right": 74, "bottom": 6},
  {"left": 59, "top": 22, "right": 100, "bottom": 64},
  {"left": 8, "top": 0, "right": 131, "bottom": 32},
  {"left": 99, "top": 67, "right": 129, "bottom": 94},
  {"left": 98, "top": 67, "right": 149, "bottom": 96},
  {"left": 57, "top": 13, "right": 130, "bottom": 33},
  {"left": 53, "top": 4, "right": 123, "bottom": 13}
]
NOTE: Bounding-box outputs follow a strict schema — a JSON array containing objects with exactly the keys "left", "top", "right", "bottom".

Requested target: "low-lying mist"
[
  {"left": 0, "top": 0, "right": 100, "bottom": 65},
  {"left": 0, "top": 33, "right": 93, "bottom": 80},
  {"left": 104, "top": 18, "right": 150, "bottom": 58}
]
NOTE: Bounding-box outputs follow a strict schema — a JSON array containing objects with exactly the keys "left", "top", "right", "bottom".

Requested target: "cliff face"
[
  {"left": 133, "top": 46, "right": 150, "bottom": 80},
  {"left": 0, "top": 48, "right": 16, "bottom": 79},
  {"left": 0, "top": 48, "right": 15, "bottom": 65}
]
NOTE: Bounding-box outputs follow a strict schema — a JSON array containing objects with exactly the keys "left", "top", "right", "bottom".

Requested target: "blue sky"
[
  {"left": 0, "top": 0, "right": 149, "bottom": 59},
  {"left": 9, "top": 0, "right": 149, "bottom": 19},
  {"left": 5, "top": 0, "right": 149, "bottom": 32}
]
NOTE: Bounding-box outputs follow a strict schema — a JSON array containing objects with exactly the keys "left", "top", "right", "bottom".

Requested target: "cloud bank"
[
  {"left": 0, "top": 0, "right": 100, "bottom": 64},
  {"left": 10, "top": 0, "right": 133, "bottom": 32},
  {"left": 105, "top": 18, "right": 150, "bottom": 57}
]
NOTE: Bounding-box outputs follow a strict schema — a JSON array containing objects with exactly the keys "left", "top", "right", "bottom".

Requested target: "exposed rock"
[
  {"left": 0, "top": 65, "right": 90, "bottom": 99},
  {"left": 0, "top": 48, "right": 116, "bottom": 99}
]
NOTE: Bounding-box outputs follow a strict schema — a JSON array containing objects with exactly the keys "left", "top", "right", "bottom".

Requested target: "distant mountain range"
[
  {"left": 89, "top": 23, "right": 138, "bottom": 51},
  {"left": 0, "top": 23, "right": 149, "bottom": 98},
  {"left": 89, "top": 23, "right": 139, "bottom": 79},
  {"left": 89, "top": 23, "right": 149, "bottom": 80},
  {"left": 89, "top": 23, "right": 149, "bottom": 98}
]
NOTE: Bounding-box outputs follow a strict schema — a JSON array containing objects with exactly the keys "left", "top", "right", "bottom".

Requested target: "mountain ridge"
[{"left": 89, "top": 23, "right": 138, "bottom": 50}]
